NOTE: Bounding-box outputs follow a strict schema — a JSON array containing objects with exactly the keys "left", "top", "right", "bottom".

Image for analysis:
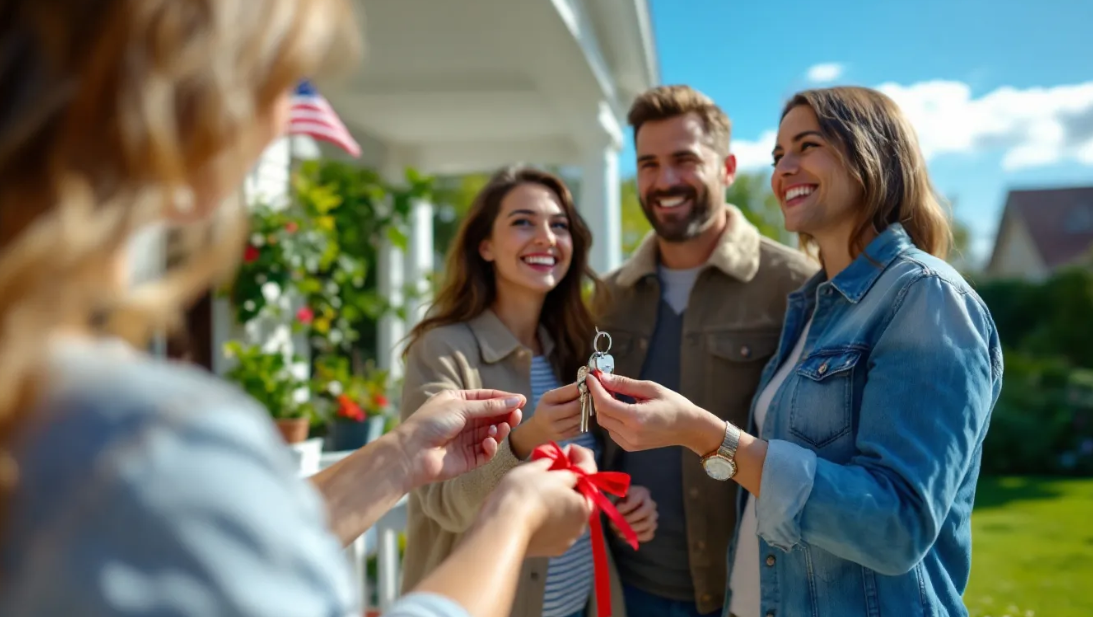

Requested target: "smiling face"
[
  {"left": 771, "top": 105, "right": 863, "bottom": 244},
  {"left": 479, "top": 182, "right": 573, "bottom": 298},
  {"left": 635, "top": 112, "right": 735, "bottom": 243}
]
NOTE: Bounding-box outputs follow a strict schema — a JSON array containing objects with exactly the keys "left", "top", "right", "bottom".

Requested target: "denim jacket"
[{"left": 723, "top": 224, "right": 1003, "bottom": 617}]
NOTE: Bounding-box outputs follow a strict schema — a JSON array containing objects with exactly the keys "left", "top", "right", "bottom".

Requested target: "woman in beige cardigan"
[{"left": 399, "top": 166, "right": 658, "bottom": 617}]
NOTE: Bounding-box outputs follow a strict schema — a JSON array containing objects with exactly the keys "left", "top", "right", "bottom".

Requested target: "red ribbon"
[{"left": 531, "top": 441, "right": 638, "bottom": 617}]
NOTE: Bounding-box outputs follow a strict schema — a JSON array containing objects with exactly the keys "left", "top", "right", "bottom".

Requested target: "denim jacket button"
[
  {"left": 766, "top": 555, "right": 776, "bottom": 567},
  {"left": 818, "top": 362, "right": 828, "bottom": 375},
  {"left": 740, "top": 345, "right": 751, "bottom": 358}
]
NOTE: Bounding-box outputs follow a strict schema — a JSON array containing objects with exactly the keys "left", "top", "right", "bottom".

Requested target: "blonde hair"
[
  {"left": 781, "top": 87, "right": 953, "bottom": 260},
  {"left": 0, "top": 0, "right": 360, "bottom": 529}
]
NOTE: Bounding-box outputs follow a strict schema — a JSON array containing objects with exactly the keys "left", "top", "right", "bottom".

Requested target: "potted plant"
[
  {"left": 223, "top": 340, "right": 314, "bottom": 444},
  {"left": 313, "top": 355, "right": 392, "bottom": 451}
]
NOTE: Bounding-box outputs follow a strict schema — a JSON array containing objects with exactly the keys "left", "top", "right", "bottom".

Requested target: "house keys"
[{"left": 579, "top": 328, "right": 615, "bottom": 432}]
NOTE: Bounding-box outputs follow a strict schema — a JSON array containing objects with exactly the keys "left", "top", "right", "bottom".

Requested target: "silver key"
[
  {"left": 577, "top": 365, "right": 590, "bottom": 432},
  {"left": 580, "top": 329, "right": 615, "bottom": 432}
]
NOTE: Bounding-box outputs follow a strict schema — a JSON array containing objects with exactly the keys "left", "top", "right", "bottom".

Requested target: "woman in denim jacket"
[{"left": 586, "top": 86, "right": 1003, "bottom": 617}]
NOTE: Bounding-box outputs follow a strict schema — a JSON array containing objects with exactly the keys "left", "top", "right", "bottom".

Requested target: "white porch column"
[
  {"left": 404, "top": 198, "right": 435, "bottom": 327},
  {"left": 377, "top": 156, "right": 409, "bottom": 378},
  {"left": 578, "top": 103, "right": 624, "bottom": 274},
  {"left": 376, "top": 229, "right": 405, "bottom": 378}
]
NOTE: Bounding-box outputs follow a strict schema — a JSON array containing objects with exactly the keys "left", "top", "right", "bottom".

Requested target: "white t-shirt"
[{"left": 728, "top": 316, "right": 814, "bottom": 617}]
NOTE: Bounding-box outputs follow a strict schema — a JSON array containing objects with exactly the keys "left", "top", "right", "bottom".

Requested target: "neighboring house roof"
[{"left": 988, "top": 186, "right": 1093, "bottom": 271}]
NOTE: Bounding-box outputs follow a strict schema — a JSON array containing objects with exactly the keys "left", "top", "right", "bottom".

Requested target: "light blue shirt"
[
  {"left": 0, "top": 340, "right": 470, "bottom": 617},
  {"left": 724, "top": 224, "right": 1003, "bottom": 617}
]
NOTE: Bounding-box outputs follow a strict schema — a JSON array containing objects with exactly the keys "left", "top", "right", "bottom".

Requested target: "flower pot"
[
  {"left": 328, "top": 416, "right": 386, "bottom": 451},
  {"left": 275, "top": 417, "right": 310, "bottom": 444}
]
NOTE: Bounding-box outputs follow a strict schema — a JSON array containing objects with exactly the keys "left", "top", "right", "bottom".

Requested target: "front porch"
[{"left": 200, "top": 1, "right": 657, "bottom": 612}]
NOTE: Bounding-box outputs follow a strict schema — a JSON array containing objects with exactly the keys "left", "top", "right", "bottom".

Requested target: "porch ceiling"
[{"left": 321, "top": 0, "right": 657, "bottom": 173}]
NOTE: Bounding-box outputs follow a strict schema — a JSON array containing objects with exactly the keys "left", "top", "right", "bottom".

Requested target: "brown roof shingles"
[{"left": 1000, "top": 186, "right": 1093, "bottom": 269}]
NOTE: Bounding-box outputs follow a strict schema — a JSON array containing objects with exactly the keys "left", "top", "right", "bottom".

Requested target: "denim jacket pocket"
[
  {"left": 707, "top": 331, "right": 781, "bottom": 427},
  {"left": 788, "top": 347, "right": 862, "bottom": 448},
  {"left": 708, "top": 330, "right": 780, "bottom": 363}
]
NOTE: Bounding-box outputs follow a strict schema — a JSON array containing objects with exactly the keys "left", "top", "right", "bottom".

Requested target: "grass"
[{"left": 965, "top": 476, "right": 1093, "bottom": 617}]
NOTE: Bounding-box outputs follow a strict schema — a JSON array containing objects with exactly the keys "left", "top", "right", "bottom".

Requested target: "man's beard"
[{"left": 639, "top": 184, "right": 717, "bottom": 243}]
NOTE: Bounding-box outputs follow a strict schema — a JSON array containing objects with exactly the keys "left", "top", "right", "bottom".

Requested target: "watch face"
[{"left": 702, "top": 457, "right": 736, "bottom": 481}]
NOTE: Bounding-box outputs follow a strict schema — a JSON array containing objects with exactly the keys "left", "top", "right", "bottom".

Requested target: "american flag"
[{"left": 287, "top": 80, "right": 361, "bottom": 158}]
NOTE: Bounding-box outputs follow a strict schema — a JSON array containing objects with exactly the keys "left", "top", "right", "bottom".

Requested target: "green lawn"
[{"left": 965, "top": 476, "right": 1093, "bottom": 617}]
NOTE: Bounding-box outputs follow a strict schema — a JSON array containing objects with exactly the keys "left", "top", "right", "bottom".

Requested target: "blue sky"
[{"left": 620, "top": 0, "right": 1093, "bottom": 267}]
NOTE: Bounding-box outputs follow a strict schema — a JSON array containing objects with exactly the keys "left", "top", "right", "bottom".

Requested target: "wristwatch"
[{"left": 701, "top": 421, "right": 740, "bottom": 481}]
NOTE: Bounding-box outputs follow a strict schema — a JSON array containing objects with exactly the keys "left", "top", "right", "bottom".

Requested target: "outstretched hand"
[
  {"left": 586, "top": 371, "right": 708, "bottom": 453},
  {"left": 397, "top": 389, "right": 525, "bottom": 488}
]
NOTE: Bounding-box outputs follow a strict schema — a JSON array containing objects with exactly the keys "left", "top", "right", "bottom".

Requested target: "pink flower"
[
  {"left": 285, "top": 221, "right": 299, "bottom": 233},
  {"left": 296, "top": 306, "right": 315, "bottom": 324}
]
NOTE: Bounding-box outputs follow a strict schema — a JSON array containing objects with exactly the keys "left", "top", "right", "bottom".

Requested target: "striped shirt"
[{"left": 528, "top": 355, "right": 598, "bottom": 617}]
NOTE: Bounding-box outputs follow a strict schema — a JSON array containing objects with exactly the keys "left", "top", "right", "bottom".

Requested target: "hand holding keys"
[{"left": 579, "top": 328, "right": 615, "bottom": 432}]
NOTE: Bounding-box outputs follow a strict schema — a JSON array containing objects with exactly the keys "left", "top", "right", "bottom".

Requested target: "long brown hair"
[
  {"left": 781, "top": 87, "right": 953, "bottom": 261},
  {"left": 406, "top": 166, "right": 598, "bottom": 380},
  {"left": 0, "top": 0, "right": 358, "bottom": 532}
]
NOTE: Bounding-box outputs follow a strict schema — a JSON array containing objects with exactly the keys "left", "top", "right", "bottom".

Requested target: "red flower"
[
  {"left": 374, "top": 394, "right": 389, "bottom": 408},
  {"left": 296, "top": 306, "right": 314, "bottom": 324},
  {"left": 243, "top": 245, "right": 260, "bottom": 263},
  {"left": 336, "top": 395, "right": 365, "bottom": 422},
  {"left": 285, "top": 221, "right": 299, "bottom": 233}
]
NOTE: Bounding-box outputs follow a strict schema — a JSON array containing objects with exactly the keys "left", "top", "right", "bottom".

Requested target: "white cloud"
[
  {"left": 807, "top": 63, "right": 844, "bottom": 84},
  {"left": 876, "top": 80, "right": 1093, "bottom": 170},
  {"left": 729, "top": 129, "right": 778, "bottom": 171},
  {"left": 729, "top": 79, "right": 1093, "bottom": 172}
]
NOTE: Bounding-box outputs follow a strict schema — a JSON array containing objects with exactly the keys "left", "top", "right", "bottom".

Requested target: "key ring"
[{"left": 593, "top": 328, "right": 612, "bottom": 354}]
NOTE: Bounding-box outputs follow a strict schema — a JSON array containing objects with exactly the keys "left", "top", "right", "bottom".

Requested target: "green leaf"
[{"left": 386, "top": 226, "right": 409, "bottom": 252}]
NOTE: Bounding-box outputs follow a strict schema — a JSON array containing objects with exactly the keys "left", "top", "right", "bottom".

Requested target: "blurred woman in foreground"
[{"left": 0, "top": 2, "right": 593, "bottom": 616}]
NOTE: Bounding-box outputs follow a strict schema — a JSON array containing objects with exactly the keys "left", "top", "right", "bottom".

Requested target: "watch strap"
[{"left": 717, "top": 421, "right": 740, "bottom": 461}]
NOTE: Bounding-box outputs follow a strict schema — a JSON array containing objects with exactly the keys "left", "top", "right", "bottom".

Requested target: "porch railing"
[{"left": 295, "top": 443, "right": 407, "bottom": 614}]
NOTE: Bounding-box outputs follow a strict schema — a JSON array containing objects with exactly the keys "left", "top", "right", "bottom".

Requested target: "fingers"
[
  {"left": 546, "top": 399, "right": 582, "bottom": 420},
  {"left": 566, "top": 444, "right": 598, "bottom": 475},
  {"left": 492, "top": 421, "right": 513, "bottom": 444},
  {"left": 614, "top": 515, "right": 657, "bottom": 542},
  {"left": 540, "top": 382, "right": 580, "bottom": 404},
  {"left": 591, "top": 372, "right": 660, "bottom": 401},
  {"left": 591, "top": 403, "right": 627, "bottom": 435},
  {"left": 585, "top": 376, "right": 632, "bottom": 421},
  {"left": 480, "top": 436, "right": 499, "bottom": 459},
  {"left": 555, "top": 416, "right": 582, "bottom": 435},
  {"left": 522, "top": 457, "right": 581, "bottom": 489},
  {"left": 615, "top": 493, "right": 641, "bottom": 516},
  {"left": 452, "top": 389, "right": 526, "bottom": 404},
  {"left": 460, "top": 394, "right": 526, "bottom": 420}
]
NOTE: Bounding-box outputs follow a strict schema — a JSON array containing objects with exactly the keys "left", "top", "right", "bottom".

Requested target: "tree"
[
  {"left": 725, "top": 172, "right": 791, "bottom": 246},
  {"left": 619, "top": 177, "right": 651, "bottom": 256}
]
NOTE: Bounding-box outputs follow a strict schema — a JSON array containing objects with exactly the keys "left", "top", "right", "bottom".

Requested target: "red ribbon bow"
[{"left": 531, "top": 441, "right": 639, "bottom": 617}]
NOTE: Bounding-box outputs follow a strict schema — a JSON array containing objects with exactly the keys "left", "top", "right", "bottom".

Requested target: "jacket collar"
[
  {"left": 466, "top": 308, "right": 555, "bottom": 364},
  {"left": 616, "top": 204, "right": 762, "bottom": 288},
  {"left": 793, "top": 223, "right": 915, "bottom": 305}
]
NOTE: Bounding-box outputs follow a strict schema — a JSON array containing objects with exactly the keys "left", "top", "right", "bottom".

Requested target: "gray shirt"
[
  {"left": 610, "top": 265, "right": 701, "bottom": 601},
  {"left": 0, "top": 339, "right": 470, "bottom": 617}
]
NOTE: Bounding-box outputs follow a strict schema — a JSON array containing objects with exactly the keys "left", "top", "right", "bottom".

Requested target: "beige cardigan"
[{"left": 398, "top": 309, "right": 627, "bottom": 617}]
